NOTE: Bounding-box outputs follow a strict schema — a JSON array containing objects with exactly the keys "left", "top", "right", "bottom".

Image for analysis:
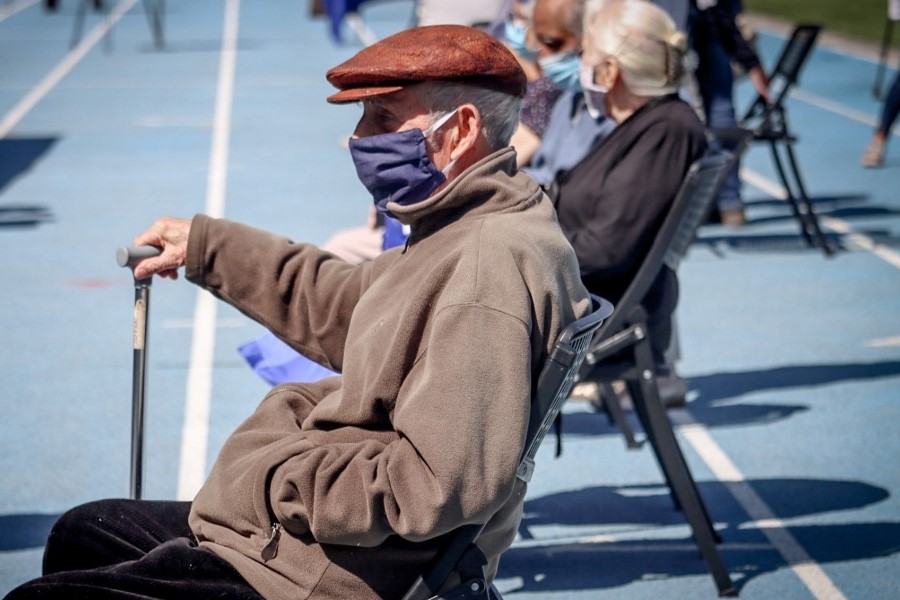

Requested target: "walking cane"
[{"left": 116, "top": 245, "right": 161, "bottom": 500}]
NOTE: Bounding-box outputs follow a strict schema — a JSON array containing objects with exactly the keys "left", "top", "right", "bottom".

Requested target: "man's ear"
[{"left": 449, "top": 103, "right": 482, "bottom": 161}]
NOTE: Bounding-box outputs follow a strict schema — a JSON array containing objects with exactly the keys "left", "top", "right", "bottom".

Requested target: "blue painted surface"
[{"left": 1, "top": 3, "right": 899, "bottom": 598}]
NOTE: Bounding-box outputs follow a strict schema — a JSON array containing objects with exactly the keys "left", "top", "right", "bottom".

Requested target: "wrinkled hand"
[
  {"left": 748, "top": 65, "right": 770, "bottom": 104},
  {"left": 131, "top": 217, "right": 192, "bottom": 280}
]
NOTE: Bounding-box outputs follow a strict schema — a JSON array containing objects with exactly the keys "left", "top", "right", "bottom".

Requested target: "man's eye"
[
  {"left": 373, "top": 112, "right": 396, "bottom": 129},
  {"left": 539, "top": 37, "right": 564, "bottom": 51}
]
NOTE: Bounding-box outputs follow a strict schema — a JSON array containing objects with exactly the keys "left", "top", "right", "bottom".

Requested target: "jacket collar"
[{"left": 386, "top": 148, "right": 542, "bottom": 239}]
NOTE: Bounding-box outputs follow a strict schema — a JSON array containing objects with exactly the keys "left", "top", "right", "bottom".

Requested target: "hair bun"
[
  {"left": 665, "top": 30, "right": 687, "bottom": 52},
  {"left": 663, "top": 42, "right": 687, "bottom": 86}
]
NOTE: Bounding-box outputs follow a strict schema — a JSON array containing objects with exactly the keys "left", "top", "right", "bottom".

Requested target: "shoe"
[
  {"left": 861, "top": 138, "right": 885, "bottom": 168},
  {"left": 569, "top": 381, "right": 600, "bottom": 402},
  {"left": 720, "top": 207, "right": 747, "bottom": 227},
  {"left": 656, "top": 373, "right": 687, "bottom": 408}
]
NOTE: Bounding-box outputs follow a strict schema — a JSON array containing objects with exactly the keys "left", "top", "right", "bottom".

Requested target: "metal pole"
[{"left": 117, "top": 245, "right": 161, "bottom": 500}]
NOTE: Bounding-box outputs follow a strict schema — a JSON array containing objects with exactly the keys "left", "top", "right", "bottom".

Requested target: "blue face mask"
[
  {"left": 504, "top": 21, "right": 539, "bottom": 62},
  {"left": 539, "top": 51, "right": 582, "bottom": 93},
  {"left": 349, "top": 109, "right": 458, "bottom": 215}
]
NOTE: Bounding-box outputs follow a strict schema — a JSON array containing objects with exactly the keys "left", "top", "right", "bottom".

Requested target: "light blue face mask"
[
  {"left": 538, "top": 51, "right": 582, "bottom": 93},
  {"left": 503, "top": 21, "right": 539, "bottom": 62}
]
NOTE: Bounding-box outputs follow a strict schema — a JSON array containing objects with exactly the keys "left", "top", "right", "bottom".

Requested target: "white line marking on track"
[
  {"left": 671, "top": 411, "right": 849, "bottom": 600},
  {"left": 740, "top": 167, "right": 900, "bottom": 270},
  {"left": 162, "top": 318, "right": 247, "bottom": 329},
  {"left": 790, "top": 88, "right": 900, "bottom": 137},
  {"left": 176, "top": 0, "right": 240, "bottom": 502},
  {"left": 865, "top": 335, "right": 900, "bottom": 348},
  {"left": 0, "top": 0, "right": 40, "bottom": 23},
  {"left": 0, "top": 0, "right": 137, "bottom": 139}
]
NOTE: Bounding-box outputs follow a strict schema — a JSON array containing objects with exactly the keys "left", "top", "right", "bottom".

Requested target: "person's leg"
[
  {"left": 321, "top": 224, "right": 384, "bottom": 264},
  {"left": 696, "top": 36, "right": 745, "bottom": 224},
  {"left": 879, "top": 70, "right": 900, "bottom": 136},
  {"left": 861, "top": 70, "right": 900, "bottom": 167},
  {"left": 643, "top": 267, "right": 679, "bottom": 371},
  {"left": 42, "top": 499, "right": 192, "bottom": 574},
  {"left": 9, "top": 499, "right": 262, "bottom": 599},
  {"left": 644, "top": 267, "right": 686, "bottom": 407},
  {"left": 7, "top": 537, "right": 262, "bottom": 600}
]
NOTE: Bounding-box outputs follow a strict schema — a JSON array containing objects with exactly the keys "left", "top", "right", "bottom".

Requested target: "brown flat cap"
[{"left": 326, "top": 25, "right": 527, "bottom": 104}]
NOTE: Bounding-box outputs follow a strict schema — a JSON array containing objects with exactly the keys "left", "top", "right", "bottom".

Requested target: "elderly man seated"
[{"left": 5, "top": 25, "right": 589, "bottom": 600}]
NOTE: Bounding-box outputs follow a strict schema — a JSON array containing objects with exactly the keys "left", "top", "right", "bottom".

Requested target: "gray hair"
[
  {"left": 585, "top": 0, "right": 689, "bottom": 96},
  {"left": 413, "top": 81, "right": 523, "bottom": 152}
]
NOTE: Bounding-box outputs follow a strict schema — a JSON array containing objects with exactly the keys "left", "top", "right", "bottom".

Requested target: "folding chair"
[
  {"left": 401, "top": 294, "right": 614, "bottom": 600},
  {"left": 582, "top": 152, "right": 738, "bottom": 597},
  {"left": 70, "top": 0, "right": 165, "bottom": 50},
  {"left": 737, "top": 23, "right": 834, "bottom": 256}
]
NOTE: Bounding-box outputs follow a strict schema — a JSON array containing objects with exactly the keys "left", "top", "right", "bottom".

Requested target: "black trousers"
[{"left": 4, "top": 499, "right": 263, "bottom": 600}]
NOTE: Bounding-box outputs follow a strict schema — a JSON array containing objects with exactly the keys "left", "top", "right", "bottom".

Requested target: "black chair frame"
[
  {"left": 71, "top": 0, "right": 165, "bottom": 50},
  {"left": 401, "top": 294, "right": 615, "bottom": 600},
  {"left": 583, "top": 152, "right": 740, "bottom": 597},
  {"left": 738, "top": 23, "right": 835, "bottom": 256}
]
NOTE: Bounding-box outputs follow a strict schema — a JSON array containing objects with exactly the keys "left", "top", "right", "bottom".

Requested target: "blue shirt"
[{"left": 524, "top": 91, "right": 616, "bottom": 187}]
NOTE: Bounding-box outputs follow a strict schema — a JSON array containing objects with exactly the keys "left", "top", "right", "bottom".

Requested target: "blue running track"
[{"left": 1, "top": 1, "right": 898, "bottom": 598}]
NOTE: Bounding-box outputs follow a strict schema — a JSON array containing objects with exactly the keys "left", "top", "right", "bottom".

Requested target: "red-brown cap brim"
[{"left": 326, "top": 84, "right": 406, "bottom": 105}]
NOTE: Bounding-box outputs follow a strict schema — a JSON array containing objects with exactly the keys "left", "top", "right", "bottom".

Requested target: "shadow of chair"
[
  {"left": 401, "top": 295, "right": 614, "bottom": 600},
  {"left": 735, "top": 23, "right": 835, "bottom": 256},
  {"left": 580, "top": 151, "right": 740, "bottom": 596}
]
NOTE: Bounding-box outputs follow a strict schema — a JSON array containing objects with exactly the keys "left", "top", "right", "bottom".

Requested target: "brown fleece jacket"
[{"left": 185, "top": 148, "right": 590, "bottom": 600}]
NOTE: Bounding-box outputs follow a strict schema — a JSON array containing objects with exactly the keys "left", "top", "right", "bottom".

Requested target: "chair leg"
[
  {"left": 768, "top": 140, "right": 834, "bottom": 256},
  {"left": 598, "top": 381, "right": 642, "bottom": 449},
  {"left": 142, "top": 0, "right": 165, "bottom": 49},
  {"left": 782, "top": 141, "right": 835, "bottom": 256},
  {"left": 630, "top": 337, "right": 736, "bottom": 597},
  {"left": 768, "top": 141, "right": 815, "bottom": 247},
  {"left": 70, "top": 0, "right": 89, "bottom": 48}
]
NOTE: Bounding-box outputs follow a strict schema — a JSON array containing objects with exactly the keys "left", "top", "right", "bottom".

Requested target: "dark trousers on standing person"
[{"left": 4, "top": 499, "right": 263, "bottom": 600}]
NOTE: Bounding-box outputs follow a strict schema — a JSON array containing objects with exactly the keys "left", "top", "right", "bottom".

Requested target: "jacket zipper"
[{"left": 261, "top": 522, "right": 281, "bottom": 561}]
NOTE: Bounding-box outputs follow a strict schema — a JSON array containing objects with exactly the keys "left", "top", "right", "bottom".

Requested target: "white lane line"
[
  {"left": 176, "top": 0, "right": 240, "bottom": 502},
  {"left": 865, "top": 335, "right": 900, "bottom": 348},
  {"left": 0, "top": 0, "right": 137, "bottom": 138},
  {"left": 740, "top": 167, "right": 900, "bottom": 271},
  {"left": 790, "top": 88, "right": 900, "bottom": 137},
  {"left": 820, "top": 217, "right": 900, "bottom": 270},
  {"left": 162, "top": 318, "right": 247, "bottom": 329},
  {"left": 671, "top": 411, "right": 849, "bottom": 600},
  {"left": 0, "top": 0, "right": 40, "bottom": 23}
]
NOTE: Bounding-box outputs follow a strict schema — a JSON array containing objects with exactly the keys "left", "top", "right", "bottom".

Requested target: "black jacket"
[{"left": 552, "top": 95, "right": 707, "bottom": 303}]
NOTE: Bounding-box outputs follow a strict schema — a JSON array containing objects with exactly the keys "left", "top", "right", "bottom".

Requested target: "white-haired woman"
[{"left": 552, "top": 0, "right": 707, "bottom": 371}]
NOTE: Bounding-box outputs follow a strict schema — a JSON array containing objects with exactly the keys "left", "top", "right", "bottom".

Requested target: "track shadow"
[
  {"left": 498, "top": 521, "right": 900, "bottom": 595},
  {"left": 0, "top": 137, "right": 58, "bottom": 229},
  {"left": 695, "top": 228, "right": 900, "bottom": 254},
  {"left": 563, "top": 360, "right": 900, "bottom": 437},
  {"left": 694, "top": 231, "right": 843, "bottom": 254},
  {"left": 687, "top": 360, "right": 900, "bottom": 406},
  {"left": 500, "top": 478, "right": 897, "bottom": 594},
  {"left": 0, "top": 206, "right": 54, "bottom": 228},
  {"left": 0, "top": 137, "right": 58, "bottom": 195},
  {"left": 0, "top": 514, "right": 59, "bottom": 552},
  {"left": 694, "top": 192, "right": 900, "bottom": 254}
]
